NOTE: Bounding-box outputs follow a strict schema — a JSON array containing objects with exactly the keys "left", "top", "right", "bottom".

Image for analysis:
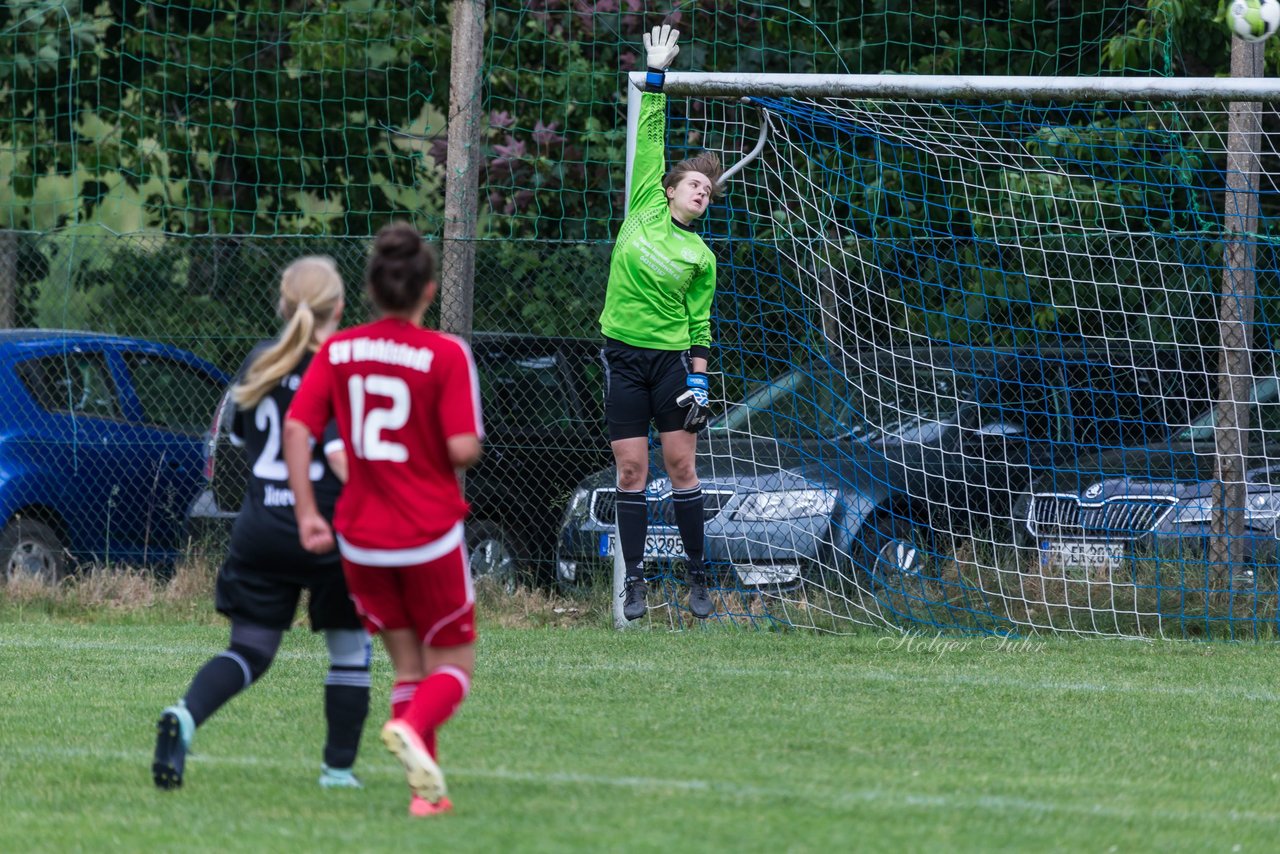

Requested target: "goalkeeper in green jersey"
[{"left": 600, "top": 24, "right": 723, "bottom": 622}]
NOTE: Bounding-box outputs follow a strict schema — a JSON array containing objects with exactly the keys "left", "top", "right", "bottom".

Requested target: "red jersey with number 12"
[{"left": 288, "top": 317, "right": 484, "bottom": 551}]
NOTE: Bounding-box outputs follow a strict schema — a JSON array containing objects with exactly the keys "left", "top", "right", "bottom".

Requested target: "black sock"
[
  {"left": 323, "top": 666, "right": 370, "bottom": 769},
  {"left": 182, "top": 625, "right": 279, "bottom": 727},
  {"left": 615, "top": 489, "right": 648, "bottom": 580},
  {"left": 672, "top": 485, "right": 706, "bottom": 574},
  {"left": 182, "top": 653, "right": 252, "bottom": 727}
]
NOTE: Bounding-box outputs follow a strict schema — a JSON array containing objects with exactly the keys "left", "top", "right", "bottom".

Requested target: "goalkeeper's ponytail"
[{"left": 233, "top": 256, "right": 344, "bottom": 409}]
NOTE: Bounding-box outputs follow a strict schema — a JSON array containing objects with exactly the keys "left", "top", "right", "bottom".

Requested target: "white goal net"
[{"left": 615, "top": 73, "right": 1280, "bottom": 640}]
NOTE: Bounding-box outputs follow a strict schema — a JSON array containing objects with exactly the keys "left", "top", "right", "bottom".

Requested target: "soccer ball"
[{"left": 1228, "top": 0, "right": 1280, "bottom": 43}]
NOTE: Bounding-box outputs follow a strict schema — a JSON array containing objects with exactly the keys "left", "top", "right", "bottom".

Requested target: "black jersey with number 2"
[{"left": 227, "top": 344, "right": 343, "bottom": 565}]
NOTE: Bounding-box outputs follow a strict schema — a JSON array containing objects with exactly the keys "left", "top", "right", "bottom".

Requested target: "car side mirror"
[
  {"left": 965, "top": 422, "right": 1026, "bottom": 458},
  {"left": 975, "top": 422, "right": 1025, "bottom": 438}
]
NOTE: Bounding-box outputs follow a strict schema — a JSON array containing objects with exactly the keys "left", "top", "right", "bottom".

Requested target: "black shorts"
[
  {"left": 215, "top": 551, "right": 362, "bottom": 632},
  {"left": 600, "top": 338, "right": 691, "bottom": 441}
]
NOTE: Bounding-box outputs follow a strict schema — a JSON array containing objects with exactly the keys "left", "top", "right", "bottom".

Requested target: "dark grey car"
[
  {"left": 1017, "top": 375, "right": 1280, "bottom": 585},
  {"left": 556, "top": 345, "right": 1214, "bottom": 622}
]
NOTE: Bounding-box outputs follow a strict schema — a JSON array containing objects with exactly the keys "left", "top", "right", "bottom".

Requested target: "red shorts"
[{"left": 338, "top": 523, "right": 476, "bottom": 648}]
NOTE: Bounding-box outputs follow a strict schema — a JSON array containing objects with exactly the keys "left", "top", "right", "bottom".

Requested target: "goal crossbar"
[{"left": 630, "top": 71, "right": 1280, "bottom": 102}]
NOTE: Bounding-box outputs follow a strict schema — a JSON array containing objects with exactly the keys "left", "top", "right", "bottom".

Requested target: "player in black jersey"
[{"left": 152, "top": 256, "right": 371, "bottom": 791}]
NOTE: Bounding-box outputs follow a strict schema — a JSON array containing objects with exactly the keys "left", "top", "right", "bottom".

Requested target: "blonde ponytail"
[{"left": 233, "top": 256, "right": 343, "bottom": 408}]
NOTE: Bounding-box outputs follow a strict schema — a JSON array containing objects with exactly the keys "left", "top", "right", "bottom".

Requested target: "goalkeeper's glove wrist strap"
[{"left": 644, "top": 68, "right": 665, "bottom": 91}]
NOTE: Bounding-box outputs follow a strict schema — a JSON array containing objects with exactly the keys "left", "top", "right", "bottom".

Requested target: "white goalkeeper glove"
[
  {"left": 643, "top": 25, "right": 681, "bottom": 71},
  {"left": 676, "top": 372, "right": 710, "bottom": 433}
]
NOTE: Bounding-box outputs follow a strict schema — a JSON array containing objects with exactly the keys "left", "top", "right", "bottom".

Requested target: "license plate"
[
  {"left": 599, "top": 532, "right": 685, "bottom": 559},
  {"left": 1040, "top": 540, "right": 1124, "bottom": 574}
]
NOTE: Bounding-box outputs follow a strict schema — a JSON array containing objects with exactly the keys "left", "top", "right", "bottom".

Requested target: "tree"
[{"left": 0, "top": 0, "right": 452, "bottom": 236}]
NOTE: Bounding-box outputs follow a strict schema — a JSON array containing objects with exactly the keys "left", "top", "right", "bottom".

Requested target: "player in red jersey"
[{"left": 284, "top": 222, "right": 484, "bottom": 818}]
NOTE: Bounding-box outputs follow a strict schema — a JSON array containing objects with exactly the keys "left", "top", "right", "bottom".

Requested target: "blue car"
[
  {"left": 555, "top": 345, "right": 1213, "bottom": 602},
  {"left": 0, "top": 330, "right": 229, "bottom": 581}
]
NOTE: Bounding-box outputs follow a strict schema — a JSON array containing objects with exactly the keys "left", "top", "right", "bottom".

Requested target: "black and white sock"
[
  {"left": 672, "top": 484, "right": 706, "bottom": 573},
  {"left": 615, "top": 488, "right": 648, "bottom": 580},
  {"left": 182, "top": 624, "right": 281, "bottom": 726},
  {"left": 323, "top": 669, "right": 370, "bottom": 769},
  {"left": 323, "top": 629, "right": 371, "bottom": 769},
  {"left": 182, "top": 653, "right": 251, "bottom": 727}
]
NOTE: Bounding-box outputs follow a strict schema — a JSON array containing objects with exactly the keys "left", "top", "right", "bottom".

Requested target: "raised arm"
[{"left": 627, "top": 26, "right": 682, "bottom": 213}]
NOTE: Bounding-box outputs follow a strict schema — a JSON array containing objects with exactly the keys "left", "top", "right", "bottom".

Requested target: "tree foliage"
[
  {"left": 4, "top": 1, "right": 1279, "bottom": 346},
  {"left": 2, "top": 0, "right": 1262, "bottom": 240},
  {"left": 1, "top": 0, "right": 450, "bottom": 236}
]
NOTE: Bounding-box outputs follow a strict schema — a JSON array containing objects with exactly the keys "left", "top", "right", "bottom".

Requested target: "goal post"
[
  {"left": 648, "top": 71, "right": 1280, "bottom": 101},
  {"left": 618, "top": 71, "right": 1280, "bottom": 638}
]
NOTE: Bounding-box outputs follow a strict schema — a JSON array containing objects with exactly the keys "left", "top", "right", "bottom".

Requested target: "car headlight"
[
  {"left": 1171, "top": 492, "right": 1280, "bottom": 531},
  {"left": 733, "top": 489, "right": 836, "bottom": 521},
  {"left": 561, "top": 488, "right": 591, "bottom": 525},
  {"left": 1247, "top": 492, "right": 1280, "bottom": 531}
]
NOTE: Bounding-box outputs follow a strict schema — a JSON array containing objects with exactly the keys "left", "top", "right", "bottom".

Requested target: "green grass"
[{"left": 4, "top": 614, "right": 1280, "bottom": 852}]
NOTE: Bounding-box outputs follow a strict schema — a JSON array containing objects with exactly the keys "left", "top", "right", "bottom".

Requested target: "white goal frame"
[
  {"left": 640, "top": 71, "right": 1280, "bottom": 101},
  {"left": 616, "top": 72, "right": 1280, "bottom": 631}
]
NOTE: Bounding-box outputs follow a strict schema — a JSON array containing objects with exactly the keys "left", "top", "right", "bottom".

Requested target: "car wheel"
[
  {"left": 855, "top": 512, "right": 950, "bottom": 624},
  {"left": 467, "top": 521, "right": 522, "bottom": 595},
  {"left": 0, "top": 519, "right": 69, "bottom": 585},
  {"left": 554, "top": 552, "right": 599, "bottom": 596}
]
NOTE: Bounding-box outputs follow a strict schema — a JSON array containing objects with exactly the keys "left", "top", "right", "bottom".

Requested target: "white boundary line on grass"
[
  {"left": 10, "top": 744, "right": 1279, "bottom": 827},
  {"left": 6, "top": 635, "right": 1280, "bottom": 704},
  {"left": 0, "top": 636, "right": 322, "bottom": 661}
]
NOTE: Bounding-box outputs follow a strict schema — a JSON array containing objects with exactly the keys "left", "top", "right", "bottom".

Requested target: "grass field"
[{"left": 4, "top": 583, "right": 1280, "bottom": 852}]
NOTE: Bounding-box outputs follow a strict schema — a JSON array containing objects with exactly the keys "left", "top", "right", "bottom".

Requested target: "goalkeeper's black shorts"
[{"left": 600, "top": 337, "right": 691, "bottom": 441}]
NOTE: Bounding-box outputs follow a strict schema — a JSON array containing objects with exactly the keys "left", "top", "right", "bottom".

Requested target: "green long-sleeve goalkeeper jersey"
[{"left": 599, "top": 91, "right": 716, "bottom": 353}]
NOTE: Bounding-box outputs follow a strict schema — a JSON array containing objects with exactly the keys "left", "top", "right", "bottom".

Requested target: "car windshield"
[
  {"left": 708, "top": 364, "right": 973, "bottom": 443},
  {"left": 1175, "top": 377, "right": 1280, "bottom": 442}
]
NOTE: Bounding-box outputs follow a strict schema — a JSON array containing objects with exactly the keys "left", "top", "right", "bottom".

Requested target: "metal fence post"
[{"left": 0, "top": 231, "right": 15, "bottom": 329}]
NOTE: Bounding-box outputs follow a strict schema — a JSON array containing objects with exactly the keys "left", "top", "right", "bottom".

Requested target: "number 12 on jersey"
[{"left": 348, "top": 374, "right": 410, "bottom": 462}]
